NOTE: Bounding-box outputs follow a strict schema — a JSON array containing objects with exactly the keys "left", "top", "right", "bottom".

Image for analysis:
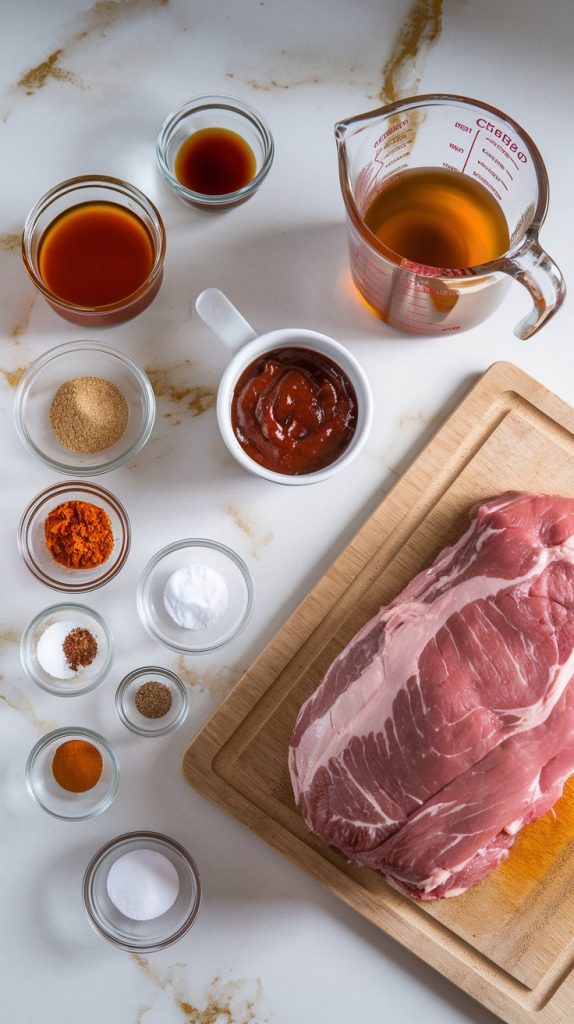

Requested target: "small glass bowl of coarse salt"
[
  {"left": 83, "top": 831, "right": 201, "bottom": 951},
  {"left": 14, "top": 340, "right": 155, "bottom": 476},
  {"left": 137, "top": 539, "right": 253, "bottom": 653},
  {"left": 21, "top": 603, "right": 114, "bottom": 696}
]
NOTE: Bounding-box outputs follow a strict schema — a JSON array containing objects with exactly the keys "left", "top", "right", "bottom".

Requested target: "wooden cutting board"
[{"left": 183, "top": 361, "right": 574, "bottom": 1024}]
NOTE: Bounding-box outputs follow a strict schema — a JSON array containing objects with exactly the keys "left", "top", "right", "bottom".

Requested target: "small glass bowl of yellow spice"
[{"left": 14, "top": 340, "right": 155, "bottom": 475}]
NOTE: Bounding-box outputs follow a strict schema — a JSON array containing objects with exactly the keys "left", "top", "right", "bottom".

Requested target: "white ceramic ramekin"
[{"left": 195, "top": 288, "right": 373, "bottom": 485}]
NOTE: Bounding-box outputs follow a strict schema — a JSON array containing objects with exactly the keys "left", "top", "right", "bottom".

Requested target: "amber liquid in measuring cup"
[
  {"left": 174, "top": 127, "right": 257, "bottom": 196},
  {"left": 364, "top": 167, "right": 510, "bottom": 269},
  {"left": 38, "top": 201, "right": 156, "bottom": 308}
]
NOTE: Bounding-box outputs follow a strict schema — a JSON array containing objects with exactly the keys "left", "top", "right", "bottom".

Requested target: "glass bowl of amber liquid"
[
  {"left": 18, "top": 480, "right": 131, "bottom": 593},
  {"left": 26, "top": 727, "right": 119, "bottom": 820},
  {"left": 156, "top": 94, "right": 274, "bottom": 209},
  {"left": 14, "top": 341, "right": 155, "bottom": 476},
  {"left": 22, "top": 175, "right": 166, "bottom": 326}
]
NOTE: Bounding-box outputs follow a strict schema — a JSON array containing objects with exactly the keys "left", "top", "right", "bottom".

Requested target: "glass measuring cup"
[{"left": 335, "top": 94, "right": 565, "bottom": 338}]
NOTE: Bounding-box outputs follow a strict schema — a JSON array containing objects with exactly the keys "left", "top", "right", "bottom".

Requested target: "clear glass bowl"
[
  {"left": 26, "top": 727, "right": 119, "bottom": 820},
  {"left": 115, "top": 666, "right": 188, "bottom": 737},
  {"left": 21, "top": 603, "right": 114, "bottom": 696},
  {"left": 22, "top": 175, "right": 166, "bottom": 326},
  {"left": 156, "top": 94, "right": 274, "bottom": 209},
  {"left": 83, "top": 831, "right": 201, "bottom": 951},
  {"left": 18, "top": 480, "right": 130, "bottom": 593},
  {"left": 14, "top": 341, "right": 155, "bottom": 476},
  {"left": 137, "top": 539, "right": 253, "bottom": 653}
]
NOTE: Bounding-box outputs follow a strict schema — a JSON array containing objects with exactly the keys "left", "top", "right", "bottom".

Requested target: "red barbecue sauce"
[{"left": 231, "top": 347, "right": 358, "bottom": 476}]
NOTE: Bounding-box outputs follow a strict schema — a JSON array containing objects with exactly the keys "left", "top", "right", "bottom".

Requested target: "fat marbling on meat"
[{"left": 288, "top": 493, "right": 574, "bottom": 899}]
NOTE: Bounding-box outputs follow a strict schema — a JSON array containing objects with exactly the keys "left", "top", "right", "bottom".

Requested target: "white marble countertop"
[{"left": 1, "top": 1, "right": 573, "bottom": 1021}]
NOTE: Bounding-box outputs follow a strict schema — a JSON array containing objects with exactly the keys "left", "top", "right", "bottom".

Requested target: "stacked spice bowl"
[{"left": 21, "top": 603, "right": 114, "bottom": 696}]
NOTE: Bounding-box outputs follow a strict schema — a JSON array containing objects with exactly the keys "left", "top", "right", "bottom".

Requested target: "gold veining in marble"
[
  {"left": 381, "top": 462, "right": 401, "bottom": 480},
  {"left": 146, "top": 364, "right": 216, "bottom": 421},
  {"left": 130, "top": 957, "right": 263, "bottom": 1024},
  {"left": 246, "top": 76, "right": 321, "bottom": 91},
  {"left": 176, "top": 658, "right": 242, "bottom": 698},
  {"left": 226, "top": 505, "right": 274, "bottom": 560},
  {"left": 0, "top": 629, "right": 21, "bottom": 645},
  {"left": 399, "top": 410, "right": 436, "bottom": 429},
  {"left": 2, "top": 367, "right": 26, "bottom": 389},
  {"left": 82, "top": 0, "right": 170, "bottom": 37},
  {"left": 17, "top": 50, "right": 78, "bottom": 93},
  {"left": 176, "top": 979, "right": 260, "bottom": 1024},
  {"left": 380, "top": 0, "right": 443, "bottom": 103},
  {"left": 16, "top": 0, "right": 171, "bottom": 95},
  {"left": 0, "top": 675, "right": 53, "bottom": 733},
  {"left": 134, "top": 1004, "right": 153, "bottom": 1024},
  {"left": 131, "top": 953, "right": 170, "bottom": 989},
  {"left": 0, "top": 232, "right": 21, "bottom": 253},
  {"left": 226, "top": 505, "right": 255, "bottom": 539}
]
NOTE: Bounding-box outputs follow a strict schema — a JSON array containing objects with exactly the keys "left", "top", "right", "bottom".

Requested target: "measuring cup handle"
[
  {"left": 195, "top": 288, "right": 257, "bottom": 351},
  {"left": 500, "top": 234, "right": 566, "bottom": 340}
]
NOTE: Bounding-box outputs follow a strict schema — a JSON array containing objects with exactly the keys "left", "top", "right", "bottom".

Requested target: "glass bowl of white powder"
[
  {"left": 83, "top": 831, "right": 201, "bottom": 951},
  {"left": 136, "top": 539, "right": 253, "bottom": 653},
  {"left": 21, "top": 602, "right": 114, "bottom": 696}
]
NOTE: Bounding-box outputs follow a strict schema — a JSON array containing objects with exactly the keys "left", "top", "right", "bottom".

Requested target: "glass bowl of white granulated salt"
[
  {"left": 136, "top": 539, "right": 253, "bottom": 653},
  {"left": 83, "top": 831, "right": 201, "bottom": 951}
]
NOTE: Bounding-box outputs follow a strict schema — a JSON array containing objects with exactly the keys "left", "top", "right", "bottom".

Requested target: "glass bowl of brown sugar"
[
  {"left": 14, "top": 341, "right": 155, "bottom": 476},
  {"left": 18, "top": 480, "right": 131, "bottom": 593}
]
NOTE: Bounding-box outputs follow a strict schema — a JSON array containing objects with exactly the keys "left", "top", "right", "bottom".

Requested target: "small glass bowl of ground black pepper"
[
  {"left": 21, "top": 603, "right": 113, "bottom": 696},
  {"left": 26, "top": 727, "right": 119, "bottom": 820},
  {"left": 156, "top": 95, "right": 274, "bottom": 209},
  {"left": 18, "top": 480, "right": 130, "bottom": 593},
  {"left": 115, "top": 667, "right": 188, "bottom": 737},
  {"left": 14, "top": 341, "right": 155, "bottom": 476}
]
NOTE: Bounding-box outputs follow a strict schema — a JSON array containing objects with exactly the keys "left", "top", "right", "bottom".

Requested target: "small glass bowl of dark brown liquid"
[
  {"left": 22, "top": 175, "right": 166, "bottom": 326},
  {"left": 156, "top": 95, "right": 274, "bottom": 209}
]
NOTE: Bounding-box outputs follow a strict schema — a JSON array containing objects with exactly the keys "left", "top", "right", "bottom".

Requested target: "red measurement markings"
[
  {"left": 391, "top": 319, "right": 461, "bottom": 333},
  {"left": 483, "top": 136, "right": 518, "bottom": 177},
  {"left": 462, "top": 129, "right": 481, "bottom": 173},
  {"left": 472, "top": 170, "right": 502, "bottom": 202},
  {"left": 478, "top": 155, "right": 509, "bottom": 191}
]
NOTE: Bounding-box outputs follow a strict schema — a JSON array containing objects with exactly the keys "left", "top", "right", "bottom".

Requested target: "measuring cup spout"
[{"left": 496, "top": 233, "right": 566, "bottom": 340}]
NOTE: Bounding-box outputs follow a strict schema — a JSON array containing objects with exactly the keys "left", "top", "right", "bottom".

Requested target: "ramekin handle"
[{"left": 195, "top": 288, "right": 257, "bottom": 352}]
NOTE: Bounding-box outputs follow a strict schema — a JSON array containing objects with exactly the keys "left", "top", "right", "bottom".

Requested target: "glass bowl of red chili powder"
[
  {"left": 26, "top": 727, "right": 119, "bottom": 820},
  {"left": 18, "top": 480, "right": 131, "bottom": 593}
]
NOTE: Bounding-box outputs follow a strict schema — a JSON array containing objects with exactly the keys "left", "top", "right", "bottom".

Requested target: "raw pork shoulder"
[{"left": 288, "top": 493, "right": 574, "bottom": 899}]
